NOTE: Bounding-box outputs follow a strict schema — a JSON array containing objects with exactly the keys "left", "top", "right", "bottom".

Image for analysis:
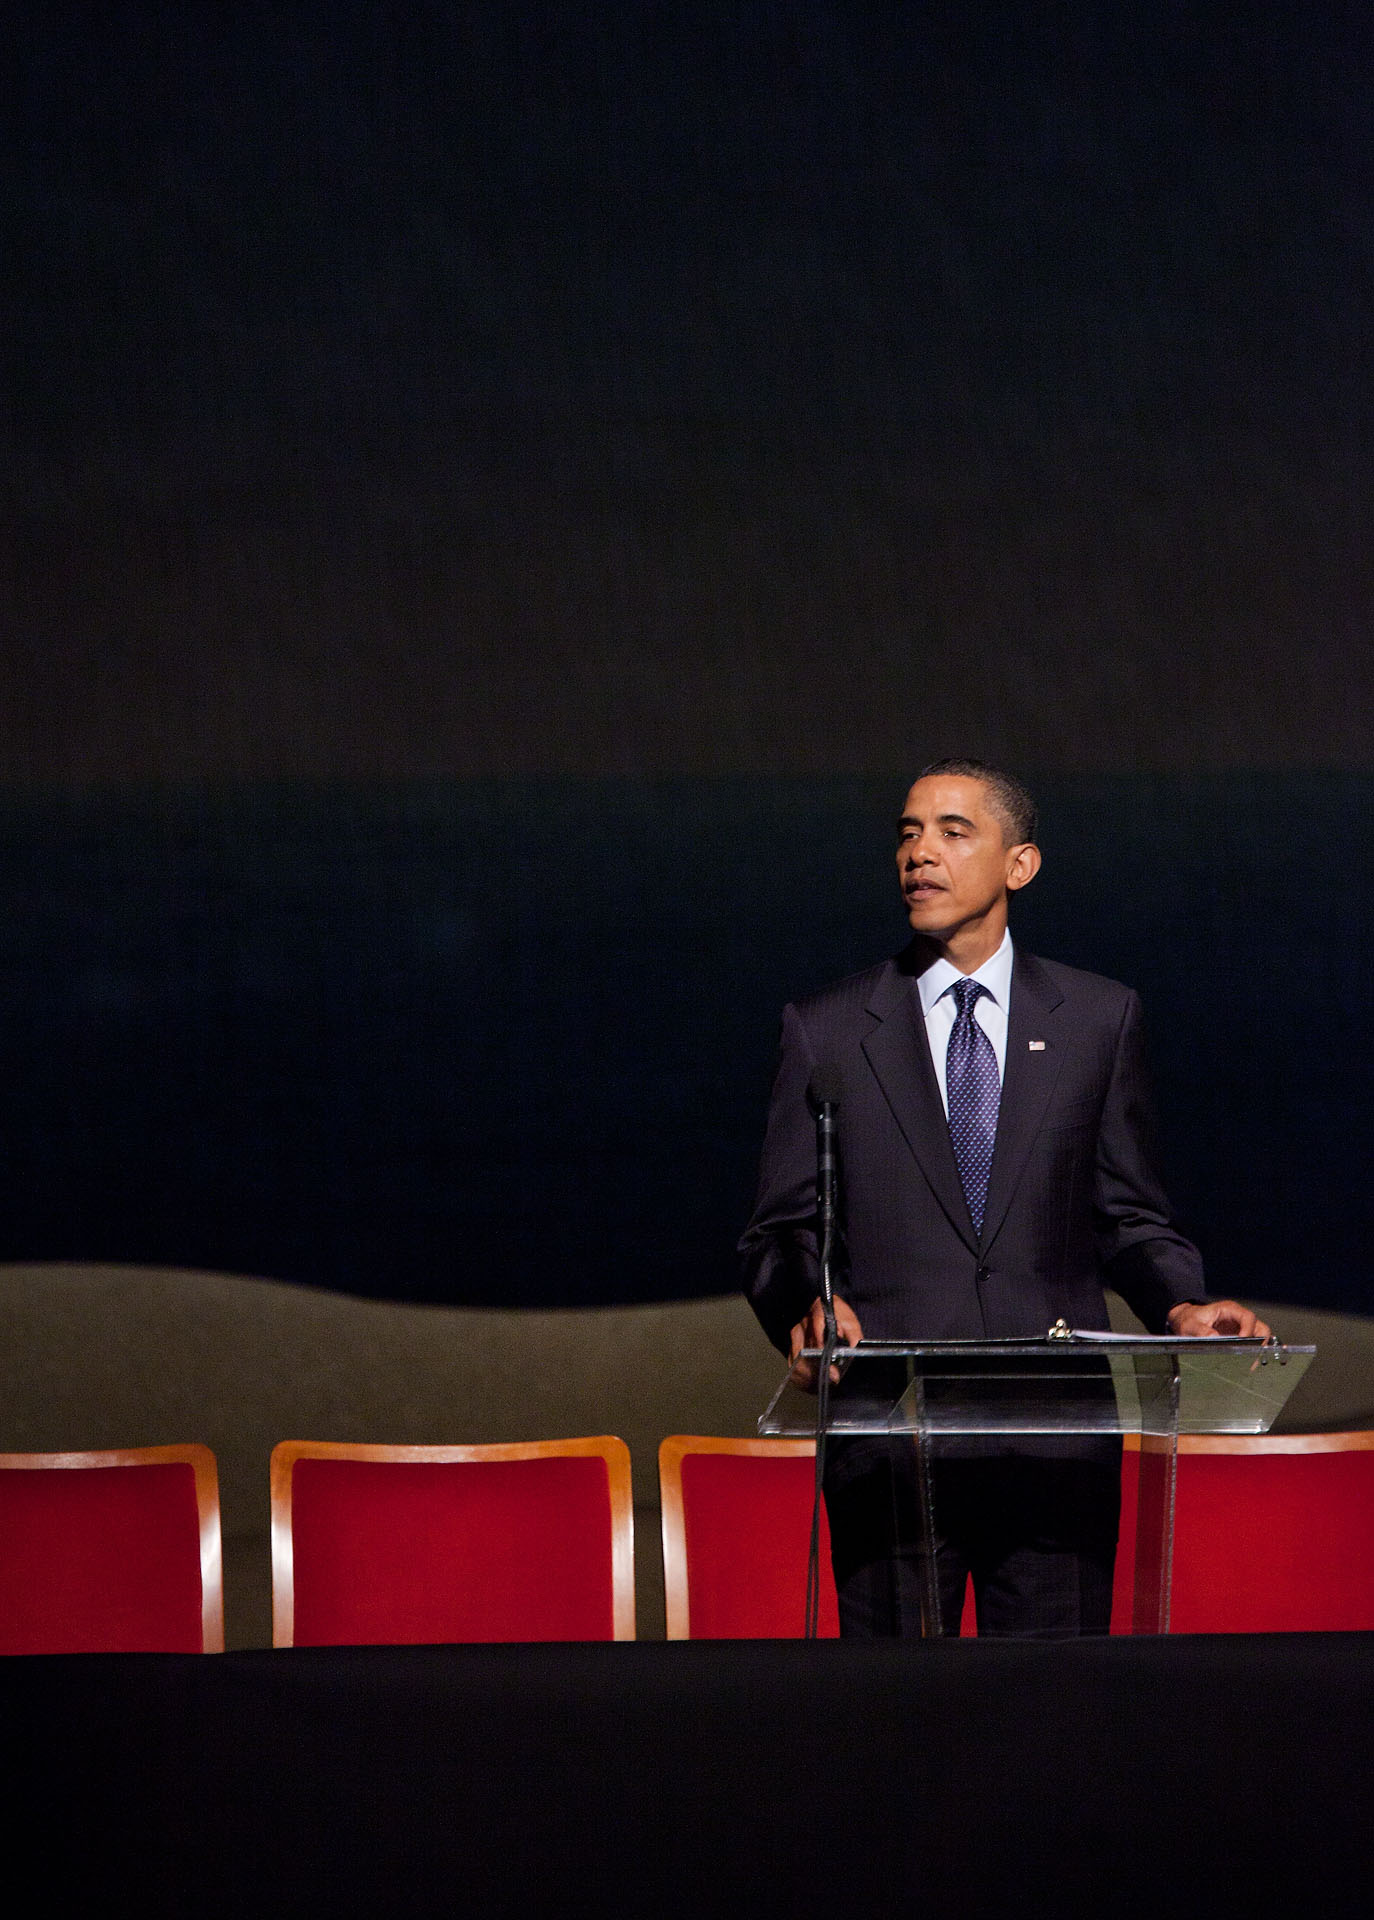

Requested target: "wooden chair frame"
[
  {"left": 0, "top": 1443, "right": 224, "bottom": 1653},
  {"left": 270, "top": 1436, "right": 635, "bottom": 1646},
  {"left": 658, "top": 1435, "right": 822, "bottom": 1641},
  {"left": 1123, "top": 1431, "right": 1374, "bottom": 1455}
]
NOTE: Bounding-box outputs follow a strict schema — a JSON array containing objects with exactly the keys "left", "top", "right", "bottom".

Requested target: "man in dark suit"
[{"left": 740, "top": 758, "right": 1268, "bottom": 1637}]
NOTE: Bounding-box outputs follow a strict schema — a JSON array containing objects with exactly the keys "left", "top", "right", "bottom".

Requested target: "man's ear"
[{"left": 1006, "top": 842, "right": 1041, "bottom": 893}]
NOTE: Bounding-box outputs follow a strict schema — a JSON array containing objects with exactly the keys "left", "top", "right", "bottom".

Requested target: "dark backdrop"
[{"left": 4, "top": 5, "right": 1371, "bottom": 1311}]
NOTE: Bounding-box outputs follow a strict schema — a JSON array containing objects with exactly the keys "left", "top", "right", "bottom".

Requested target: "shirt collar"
[{"left": 916, "top": 929, "right": 1014, "bottom": 1016}]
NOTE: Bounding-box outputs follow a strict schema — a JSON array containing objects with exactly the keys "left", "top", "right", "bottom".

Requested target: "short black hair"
[{"left": 915, "top": 757, "right": 1038, "bottom": 846}]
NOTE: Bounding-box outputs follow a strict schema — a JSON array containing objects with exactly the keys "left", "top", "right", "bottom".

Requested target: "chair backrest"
[
  {"left": 1114, "top": 1432, "right": 1374, "bottom": 1632},
  {"left": 271, "top": 1437, "right": 635, "bottom": 1645},
  {"left": 0, "top": 1444, "right": 223, "bottom": 1654},
  {"left": 658, "top": 1436, "right": 841, "bottom": 1639}
]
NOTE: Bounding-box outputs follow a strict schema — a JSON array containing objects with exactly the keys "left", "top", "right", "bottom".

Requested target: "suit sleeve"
[
  {"left": 738, "top": 1002, "right": 824, "bottom": 1353},
  {"left": 1091, "top": 990, "right": 1207, "bottom": 1331}
]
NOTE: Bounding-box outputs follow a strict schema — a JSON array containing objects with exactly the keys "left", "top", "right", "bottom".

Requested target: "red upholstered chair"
[
  {"left": 658, "top": 1436, "right": 842, "bottom": 1639},
  {"left": 271, "top": 1438, "right": 635, "bottom": 1646},
  {"left": 0, "top": 1445, "right": 223, "bottom": 1654},
  {"left": 1112, "top": 1432, "right": 1374, "bottom": 1633},
  {"left": 657, "top": 1435, "right": 1002, "bottom": 1640}
]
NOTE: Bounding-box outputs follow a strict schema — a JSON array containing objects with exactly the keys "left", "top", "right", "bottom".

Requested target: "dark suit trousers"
[{"left": 823, "top": 1436, "right": 1122, "bottom": 1639}]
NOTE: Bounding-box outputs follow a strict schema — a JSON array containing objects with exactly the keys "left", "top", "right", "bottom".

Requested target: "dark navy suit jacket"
[{"left": 740, "top": 942, "right": 1204, "bottom": 1352}]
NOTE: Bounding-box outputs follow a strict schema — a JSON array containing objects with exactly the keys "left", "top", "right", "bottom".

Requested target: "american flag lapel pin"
[{"left": 1028, "top": 1040, "right": 1046, "bottom": 1050}]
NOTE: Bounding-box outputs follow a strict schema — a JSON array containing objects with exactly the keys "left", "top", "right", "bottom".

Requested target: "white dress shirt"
[{"left": 916, "top": 930, "right": 1014, "bottom": 1118}]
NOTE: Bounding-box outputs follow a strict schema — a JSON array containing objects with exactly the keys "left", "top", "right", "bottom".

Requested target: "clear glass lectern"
[{"left": 759, "top": 1335, "right": 1316, "bottom": 1634}]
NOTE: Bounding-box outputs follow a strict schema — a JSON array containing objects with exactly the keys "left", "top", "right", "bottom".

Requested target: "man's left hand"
[{"left": 1167, "top": 1299, "right": 1272, "bottom": 1340}]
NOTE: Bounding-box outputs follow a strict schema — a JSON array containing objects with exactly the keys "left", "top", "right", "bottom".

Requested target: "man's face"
[{"left": 895, "top": 774, "right": 1037, "bottom": 946}]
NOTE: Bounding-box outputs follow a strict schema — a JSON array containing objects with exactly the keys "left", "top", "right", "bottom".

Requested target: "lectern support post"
[
  {"left": 1132, "top": 1358, "right": 1181, "bottom": 1635},
  {"left": 908, "top": 1369, "right": 943, "bottom": 1641}
]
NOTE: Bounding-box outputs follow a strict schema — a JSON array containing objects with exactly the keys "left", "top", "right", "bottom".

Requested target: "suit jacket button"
[{"left": 975, "top": 1265, "right": 990, "bottom": 1285}]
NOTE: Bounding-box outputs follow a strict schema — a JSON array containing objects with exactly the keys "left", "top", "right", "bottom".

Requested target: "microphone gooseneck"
[{"left": 809, "top": 1065, "right": 842, "bottom": 1340}]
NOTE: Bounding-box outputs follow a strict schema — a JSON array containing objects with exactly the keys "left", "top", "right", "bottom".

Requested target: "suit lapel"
[
  {"left": 979, "top": 950, "right": 1066, "bottom": 1254},
  {"left": 861, "top": 954, "right": 980, "bottom": 1256}
]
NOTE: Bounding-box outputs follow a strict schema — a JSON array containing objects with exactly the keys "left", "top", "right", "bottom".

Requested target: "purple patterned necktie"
[{"left": 946, "top": 977, "right": 1001, "bottom": 1238}]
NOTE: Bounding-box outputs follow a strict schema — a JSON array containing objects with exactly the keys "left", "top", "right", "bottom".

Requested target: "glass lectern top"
[{"left": 758, "top": 1336, "right": 1315, "bottom": 1439}]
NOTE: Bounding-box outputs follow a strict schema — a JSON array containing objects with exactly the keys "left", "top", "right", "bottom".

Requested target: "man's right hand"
[{"left": 787, "top": 1294, "right": 864, "bottom": 1390}]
